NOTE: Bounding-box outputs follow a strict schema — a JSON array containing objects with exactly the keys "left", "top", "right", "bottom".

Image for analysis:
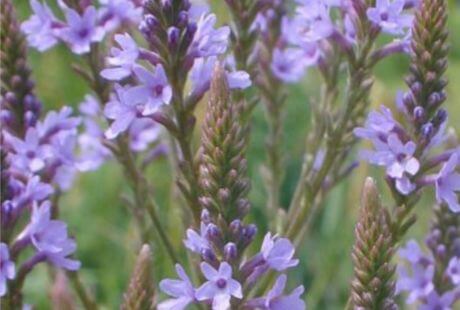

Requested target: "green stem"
[{"left": 67, "top": 272, "right": 98, "bottom": 310}]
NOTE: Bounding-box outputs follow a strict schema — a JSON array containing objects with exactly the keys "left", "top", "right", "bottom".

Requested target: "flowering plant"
[{"left": 0, "top": 0, "right": 459, "bottom": 309}]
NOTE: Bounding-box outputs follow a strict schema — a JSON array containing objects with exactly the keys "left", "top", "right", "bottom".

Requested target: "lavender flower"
[
  {"left": 195, "top": 262, "right": 242, "bottom": 309},
  {"left": 100, "top": 33, "right": 139, "bottom": 81},
  {"left": 125, "top": 65, "right": 172, "bottom": 115},
  {"left": 271, "top": 47, "right": 317, "bottom": 83},
  {"left": 59, "top": 6, "right": 105, "bottom": 55},
  {"left": 260, "top": 233, "right": 299, "bottom": 271},
  {"left": 183, "top": 222, "right": 210, "bottom": 254},
  {"left": 435, "top": 154, "right": 460, "bottom": 213},
  {"left": 98, "top": 0, "right": 142, "bottom": 32},
  {"left": 21, "top": 0, "right": 61, "bottom": 52},
  {"left": 4, "top": 128, "right": 52, "bottom": 173},
  {"left": 396, "top": 261, "right": 435, "bottom": 303},
  {"left": 190, "top": 14, "right": 230, "bottom": 58},
  {"left": 446, "top": 257, "right": 460, "bottom": 285},
  {"left": 245, "top": 275, "right": 306, "bottom": 310},
  {"left": 159, "top": 264, "right": 195, "bottom": 310},
  {"left": 0, "top": 243, "right": 15, "bottom": 297},
  {"left": 293, "top": 0, "right": 334, "bottom": 44},
  {"left": 366, "top": 0, "right": 413, "bottom": 36},
  {"left": 104, "top": 85, "right": 142, "bottom": 139},
  {"left": 20, "top": 201, "right": 80, "bottom": 271},
  {"left": 419, "top": 291, "right": 457, "bottom": 310}
]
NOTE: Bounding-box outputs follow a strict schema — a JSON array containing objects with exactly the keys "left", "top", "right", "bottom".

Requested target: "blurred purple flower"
[
  {"left": 12, "top": 176, "right": 54, "bottom": 210},
  {"left": 419, "top": 291, "right": 457, "bottom": 310},
  {"left": 159, "top": 264, "right": 196, "bottom": 310},
  {"left": 125, "top": 65, "right": 172, "bottom": 115},
  {"left": 446, "top": 257, "right": 460, "bottom": 285},
  {"left": 398, "top": 240, "right": 426, "bottom": 264},
  {"left": 184, "top": 222, "right": 210, "bottom": 254},
  {"left": 293, "top": 1, "right": 334, "bottom": 44},
  {"left": 196, "top": 262, "right": 242, "bottom": 309},
  {"left": 98, "top": 0, "right": 142, "bottom": 31},
  {"left": 245, "top": 274, "right": 306, "bottom": 310},
  {"left": 5, "top": 128, "right": 52, "bottom": 173},
  {"left": 271, "top": 47, "right": 318, "bottom": 83},
  {"left": 366, "top": 0, "right": 413, "bottom": 36},
  {"left": 21, "top": 0, "right": 62, "bottom": 51},
  {"left": 37, "top": 107, "right": 80, "bottom": 141},
  {"left": 396, "top": 262, "right": 434, "bottom": 304},
  {"left": 21, "top": 201, "right": 80, "bottom": 270},
  {"left": 190, "top": 14, "right": 230, "bottom": 58},
  {"left": 104, "top": 85, "right": 143, "bottom": 139},
  {"left": 101, "top": 33, "right": 139, "bottom": 81},
  {"left": 128, "top": 118, "right": 162, "bottom": 152},
  {"left": 59, "top": 6, "right": 105, "bottom": 54},
  {"left": 0, "top": 243, "right": 15, "bottom": 297},
  {"left": 190, "top": 57, "right": 251, "bottom": 95},
  {"left": 354, "top": 105, "right": 398, "bottom": 147},
  {"left": 261, "top": 233, "right": 299, "bottom": 271},
  {"left": 435, "top": 154, "right": 460, "bottom": 212}
]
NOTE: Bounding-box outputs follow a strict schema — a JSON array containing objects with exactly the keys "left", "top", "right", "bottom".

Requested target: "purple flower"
[
  {"left": 366, "top": 0, "right": 413, "bottom": 36},
  {"left": 419, "top": 291, "right": 457, "bottom": 310},
  {"left": 190, "top": 14, "right": 230, "bottom": 58},
  {"left": 98, "top": 0, "right": 142, "bottom": 31},
  {"left": 128, "top": 118, "right": 161, "bottom": 152},
  {"left": 271, "top": 47, "right": 318, "bottom": 83},
  {"left": 190, "top": 57, "right": 251, "bottom": 95},
  {"left": 446, "top": 257, "right": 460, "bottom": 285},
  {"left": 245, "top": 275, "right": 306, "bottom": 310},
  {"left": 0, "top": 243, "right": 15, "bottom": 297},
  {"left": 396, "top": 263, "right": 434, "bottom": 303},
  {"left": 48, "top": 133, "right": 78, "bottom": 190},
  {"left": 11, "top": 176, "right": 54, "bottom": 210},
  {"left": 435, "top": 154, "right": 460, "bottom": 212},
  {"left": 184, "top": 222, "right": 210, "bottom": 254},
  {"left": 104, "top": 85, "right": 143, "bottom": 139},
  {"left": 196, "top": 262, "right": 243, "bottom": 309},
  {"left": 21, "top": 201, "right": 80, "bottom": 271},
  {"left": 22, "top": 0, "right": 62, "bottom": 51},
  {"left": 261, "top": 233, "right": 299, "bottom": 271},
  {"left": 5, "top": 128, "right": 52, "bottom": 173},
  {"left": 37, "top": 107, "right": 81, "bottom": 140},
  {"left": 159, "top": 264, "right": 196, "bottom": 310},
  {"left": 398, "top": 240, "right": 426, "bottom": 264},
  {"left": 59, "top": 6, "right": 105, "bottom": 54},
  {"left": 125, "top": 65, "right": 172, "bottom": 115},
  {"left": 293, "top": 1, "right": 334, "bottom": 44},
  {"left": 101, "top": 33, "right": 139, "bottom": 81},
  {"left": 354, "top": 105, "right": 398, "bottom": 145}
]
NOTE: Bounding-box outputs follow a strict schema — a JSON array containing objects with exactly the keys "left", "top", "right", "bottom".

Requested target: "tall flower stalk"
[
  {"left": 157, "top": 66, "right": 305, "bottom": 310},
  {"left": 350, "top": 178, "right": 396, "bottom": 310}
]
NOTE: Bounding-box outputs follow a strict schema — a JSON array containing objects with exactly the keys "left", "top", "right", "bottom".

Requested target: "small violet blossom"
[
  {"left": 419, "top": 291, "right": 457, "bottom": 310},
  {"left": 293, "top": 1, "right": 334, "bottom": 44},
  {"left": 366, "top": 0, "right": 413, "bottom": 36},
  {"left": 125, "top": 65, "right": 172, "bottom": 115},
  {"left": 246, "top": 275, "right": 306, "bottom": 310},
  {"left": 59, "top": 6, "right": 105, "bottom": 54},
  {"left": 0, "top": 243, "right": 15, "bottom": 297},
  {"left": 271, "top": 47, "right": 318, "bottom": 83},
  {"left": 101, "top": 33, "right": 139, "bottom": 81},
  {"left": 396, "top": 263, "right": 435, "bottom": 304},
  {"left": 21, "top": 0, "right": 61, "bottom": 51},
  {"left": 435, "top": 154, "right": 460, "bottom": 213},
  {"left": 159, "top": 264, "right": 196, "bottom": 310},
  {"left": 261, "top": 233, "right": 299, "bottom": 271},
  {"left": 196, "top": 262, "right": 242, "bottom": 310},
  {"left": 190, "top": 14, "right": 230, "bottom": 58},
  {"left": 98, "top": 0, "right": 142, "bottom": 31},
  {"left": 446, "top": 256, "right": 460, "bottom": 285},
  {"left": 21, "top": 201, "right": 80, "bottom": 271},
  {"left": 184, "top": 222, "right": 210, "bottom": 254}
]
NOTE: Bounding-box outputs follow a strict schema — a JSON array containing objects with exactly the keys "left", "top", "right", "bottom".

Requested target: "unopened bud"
[{"left": 224, "top": 243, "right": 237, "bottom": 261}]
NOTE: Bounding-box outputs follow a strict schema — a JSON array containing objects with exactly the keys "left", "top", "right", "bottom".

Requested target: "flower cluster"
[
  {"left": 158, "top": 67, "right": 305, "bottom": 309},
  {"left": 354, "top": 0, "right": 459, "bottom": 212},
  {"left": 21, "top": 0, "right": 141, "bottom": 54},
  {"left": 268, "top": 0, "right": 417, "bottom": 83},
  {"left": 397, "top": 204, "right": 460, "bottom": 308},
  {"left": 98, "top": 1, "right": 251, "bottom": 140}
]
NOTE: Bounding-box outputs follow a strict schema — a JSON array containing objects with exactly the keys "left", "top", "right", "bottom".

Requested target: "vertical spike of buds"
[
  {"left": 405, "top": 0, "right": 448, "bottom": 141},
  {"left": 350, "top": 177, "right": 397, "bottom": 310},
  {"left": 199, "top": 64, "right": 250, "bottom": 223},
  {"left": 121, "top": 245, "right": 155, "bottom": 310},
  {"left": 0, "top": 0, "right": 41, "bottom": 137},
  {"left": 429, "top": 204, "right": 460, "bottom": 293}
]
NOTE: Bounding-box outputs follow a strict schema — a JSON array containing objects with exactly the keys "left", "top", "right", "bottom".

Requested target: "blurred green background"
[{"left": 13, "top": 1, "right": 460, "bottom": 309}]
